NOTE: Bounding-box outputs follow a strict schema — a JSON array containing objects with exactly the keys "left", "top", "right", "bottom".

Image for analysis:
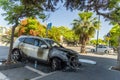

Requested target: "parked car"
[
  {"left": 12, "top": 35, "right": 81, "bottom": 70},
  {"left": 91, "top": 45, "right": 114, "bottom": 53}
]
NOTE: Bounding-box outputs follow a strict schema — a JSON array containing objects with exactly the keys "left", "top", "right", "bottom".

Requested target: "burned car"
[{"left": 12, "top": 35, "right": 81, "bottom": 70}]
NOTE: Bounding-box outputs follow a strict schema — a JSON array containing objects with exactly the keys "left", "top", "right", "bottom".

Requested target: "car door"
[
  {"left": 97, "top": 45, "right": 103, "bottom": 52},
  {"left": 19, "top": 38, "right": 36, "bottom": 58},
  {"left": 97, "top": 45, "right": 106, "bottom": 53},
  {"left": 33, "top": 39, "right": 50, "bottom": 61}
]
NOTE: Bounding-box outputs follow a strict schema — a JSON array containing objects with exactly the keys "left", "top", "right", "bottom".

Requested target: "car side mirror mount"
[{"left": 41, "top": 45, "right": 48, "bottom": 49}]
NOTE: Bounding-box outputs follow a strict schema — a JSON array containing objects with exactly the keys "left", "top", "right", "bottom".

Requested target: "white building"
[
  {"left": 0, "top": 27, "right": 7, "bottom": 35},
  {"left": 0, "top": 27, "right": 8, "bottom": 45}
]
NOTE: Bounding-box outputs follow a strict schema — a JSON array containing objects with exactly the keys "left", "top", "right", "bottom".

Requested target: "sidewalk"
[
  {"left": 66, "top": 46, "right": 117, "bottom": 59},
  {"left": 81, "top": 53, "right": 117, "bottom": 59}
]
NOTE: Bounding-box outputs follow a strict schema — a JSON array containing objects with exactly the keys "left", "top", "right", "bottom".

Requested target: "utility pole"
[
  {"left": 96, "top": 15, "right": 100, "bottom": 53},
  {"left": 117, "top": 23, "right": 120, "bottom": 68}
]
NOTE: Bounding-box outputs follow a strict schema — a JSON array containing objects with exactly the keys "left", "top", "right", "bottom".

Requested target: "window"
[
  {"left": 39, "top": 40, "right": 47, "bottom": 47},
  {"left": 24, "top": 38, "right": 34, "bottom": 45},
  {"left": 34, "top": 39, "right": 39, "bottom": 46},
  {"left": 99, "top": 45, "right": 102, "bottom": 48},
  {"left": 34, "top": 39, "right": 46, "bottom": 47},
  {"left": 44, "top": 39, "right": 54, "bottom": 46},
  {"left": 19, "top": 37, "right": 25, "bottom": 42}
]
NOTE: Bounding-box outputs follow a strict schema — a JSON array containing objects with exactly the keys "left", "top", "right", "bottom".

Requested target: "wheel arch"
[
  {"left": 12, "top": 48, "right": 19, "bottom": 52},
  {"left": 12, "top": 48, "right": 23, "bottom": 55},
  {"left": 49, "top": 56, "right": 63, "bottom": 63},
  {"left": 49, "top": 56, "right": 67, "bottom": 70}
]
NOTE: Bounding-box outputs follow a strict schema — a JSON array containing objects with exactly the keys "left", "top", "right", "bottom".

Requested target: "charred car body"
[{"left": 12, "top": 35, "right": 81, "bottom": 70}]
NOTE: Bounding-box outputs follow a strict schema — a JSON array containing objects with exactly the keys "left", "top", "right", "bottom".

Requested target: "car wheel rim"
[
  {"left": 52, "top": 59, "right": 57, "bottom": 70},
  {"left": 11, "top": 50, "right": 20, "bottom": 62},
  {"left": 70, "top": 57, "right": 79, "bottom": 68}
]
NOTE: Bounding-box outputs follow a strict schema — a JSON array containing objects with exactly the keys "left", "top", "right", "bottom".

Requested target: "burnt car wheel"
[
  {"left": 11, "top": 50, "right": 22, "bottom": 62},
  {"left": 70, "top": 56, "right": 79, "bottom": 68},
  {"left": 51, "top": 58, "right": 62, "bottom": 71}
]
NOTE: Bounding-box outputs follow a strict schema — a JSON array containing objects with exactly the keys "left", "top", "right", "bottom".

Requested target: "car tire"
[
  {"left": 91, "top": 49, "right": 95, "bottom": 52},
  {"left": 105, "top": 50, "right": 109, "bottom": 54},
  {"left": 11, "top": 49, "right": 22, "bottom": 62},
  {"left": 51, "top": 58, "right": 62, "bottom": 71}
]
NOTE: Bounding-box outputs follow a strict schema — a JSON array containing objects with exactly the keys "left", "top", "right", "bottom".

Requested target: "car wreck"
[{"left": 12, "top": 35, "right": 81, "bottom": 71}]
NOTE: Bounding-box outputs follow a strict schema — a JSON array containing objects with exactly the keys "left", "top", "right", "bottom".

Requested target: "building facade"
[{"left": 0, "top": 27, "right": 7, "bottom": 45}]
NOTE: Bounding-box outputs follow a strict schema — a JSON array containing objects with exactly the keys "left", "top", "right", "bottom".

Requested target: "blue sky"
[{"left": 0, "top": 7, "right": 113, "bottom": 39}]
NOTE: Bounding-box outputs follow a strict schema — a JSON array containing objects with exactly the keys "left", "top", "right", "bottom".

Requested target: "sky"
[
  {"left": 44, "top": 7, "right": 113, "bottom": 40},
  {"left": 0, "top": 7, "right": 113, "bottom": 40}
]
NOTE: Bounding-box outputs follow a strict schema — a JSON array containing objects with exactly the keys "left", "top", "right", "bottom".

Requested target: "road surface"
[{"left": 0, "top": 46, "right": 120, "bottom": 80}]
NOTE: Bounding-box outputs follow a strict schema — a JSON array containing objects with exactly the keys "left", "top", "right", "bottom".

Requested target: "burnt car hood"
[{"left": 53, "top": 46, "right": 79, "bottom": 55}]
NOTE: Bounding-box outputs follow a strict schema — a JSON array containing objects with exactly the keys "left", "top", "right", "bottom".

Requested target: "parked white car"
[{"left": 91, "top": 45, "right": 114, "bottom": 53}]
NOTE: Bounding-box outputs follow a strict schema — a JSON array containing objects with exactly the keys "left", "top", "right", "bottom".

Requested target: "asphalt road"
[
  {"left": 0, "top": 46, "right": 9, "bottom": 59},
  {"left": 0, "top": 46, "right": 120, "bottom": 80},
  {"left": 36, "top": 55, "right": 119, "bottom": 80}
]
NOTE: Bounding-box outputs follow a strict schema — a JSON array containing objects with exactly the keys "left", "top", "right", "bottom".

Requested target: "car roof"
[
  {"left": 19, "top": 35, "right": 42, "bottom": 39},
  {"left": 18, "top": 35, "right": 51, "bottom": 47},
  {"left": 19, "top": 35, "right": 54, "bottom": 42},
  {"left": 43, "top": 38, "right": 53, "bottom": 41}
]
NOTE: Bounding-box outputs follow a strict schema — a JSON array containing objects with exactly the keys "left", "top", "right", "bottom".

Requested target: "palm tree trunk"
[
  {"left": 81, "top": 45, "right": 86, "bottom": 53},
  {"left": 80, "top": 38, "right": 86, "bottom": 53}
]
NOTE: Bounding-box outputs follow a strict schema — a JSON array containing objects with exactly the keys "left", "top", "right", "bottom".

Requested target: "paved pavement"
[
  {"left": 0, "top": 65, "right": 57, "bottom": 80},
  {"left": 0, "top": 46, "right": 120, "bottom": 80},
  {"left": 36, "top": 54, "right": 119, "bottom": 80}
]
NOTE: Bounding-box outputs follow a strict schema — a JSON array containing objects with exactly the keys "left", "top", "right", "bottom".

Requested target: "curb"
[
  {"left": 111, "top": 66, "right": 120, "bottom": 71},
  {"left": 0, "top": 62, "right": 25, "bottom": 70}
]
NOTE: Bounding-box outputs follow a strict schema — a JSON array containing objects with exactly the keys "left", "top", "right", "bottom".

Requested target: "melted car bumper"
[{"left": 65, "top": 56, "right": 81, "bottom": 70}]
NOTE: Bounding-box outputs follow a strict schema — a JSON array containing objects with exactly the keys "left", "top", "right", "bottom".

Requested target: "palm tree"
[{"left": 72, "top": 12, "right": 100, "bottom": 53}]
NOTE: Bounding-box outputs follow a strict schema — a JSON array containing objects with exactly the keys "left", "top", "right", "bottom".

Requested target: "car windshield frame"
[{"left": 43, "top": 38, "right": 63, "bottom": 48}]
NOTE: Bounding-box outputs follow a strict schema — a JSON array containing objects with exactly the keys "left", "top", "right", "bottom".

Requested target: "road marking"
[
  {"left": 0, "top": 62, "right": 2, "bottom": 65},
  {"left": 109, "top": 66, "right": 112, "bottom": 70},
  {"left": 25, "top": 66, "right": 46, "bottom": 75},
  {"left": 79, "top": 59, "right": 97, "bottom": 64},
  {"left": 0, "top": 72, "right": 9, "bottom": 80},
  {"left": 25, "top": 66, "right": 57, "bottom": 80},
  {"left": 30, "top": 72, "right": 56, "bottom": 80},
  {"left": 109, "top": 66, "right": 120, "bottom": 72}
]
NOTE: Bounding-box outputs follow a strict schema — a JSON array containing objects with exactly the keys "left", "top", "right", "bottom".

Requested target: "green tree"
[
  {"left": 109, "top": 24, "right": 120, "bottom": 47},
  {"left": 72, "top": 12, "right": 100, "bottom": 53},
  {"left": 58, "top": 26, "right": 79, "bottom": 43},
  {"left": 90, "top": 39, "right": 106, "bottom": 46},
  {"left": 48, "top": 26, "right": 79, "bottom": 43},
  {"left": 48, "top": 26, "right": 61, "bottom": 42},
  {"left": 12, "top": 0, "right": 119, "bottom": 20}
]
